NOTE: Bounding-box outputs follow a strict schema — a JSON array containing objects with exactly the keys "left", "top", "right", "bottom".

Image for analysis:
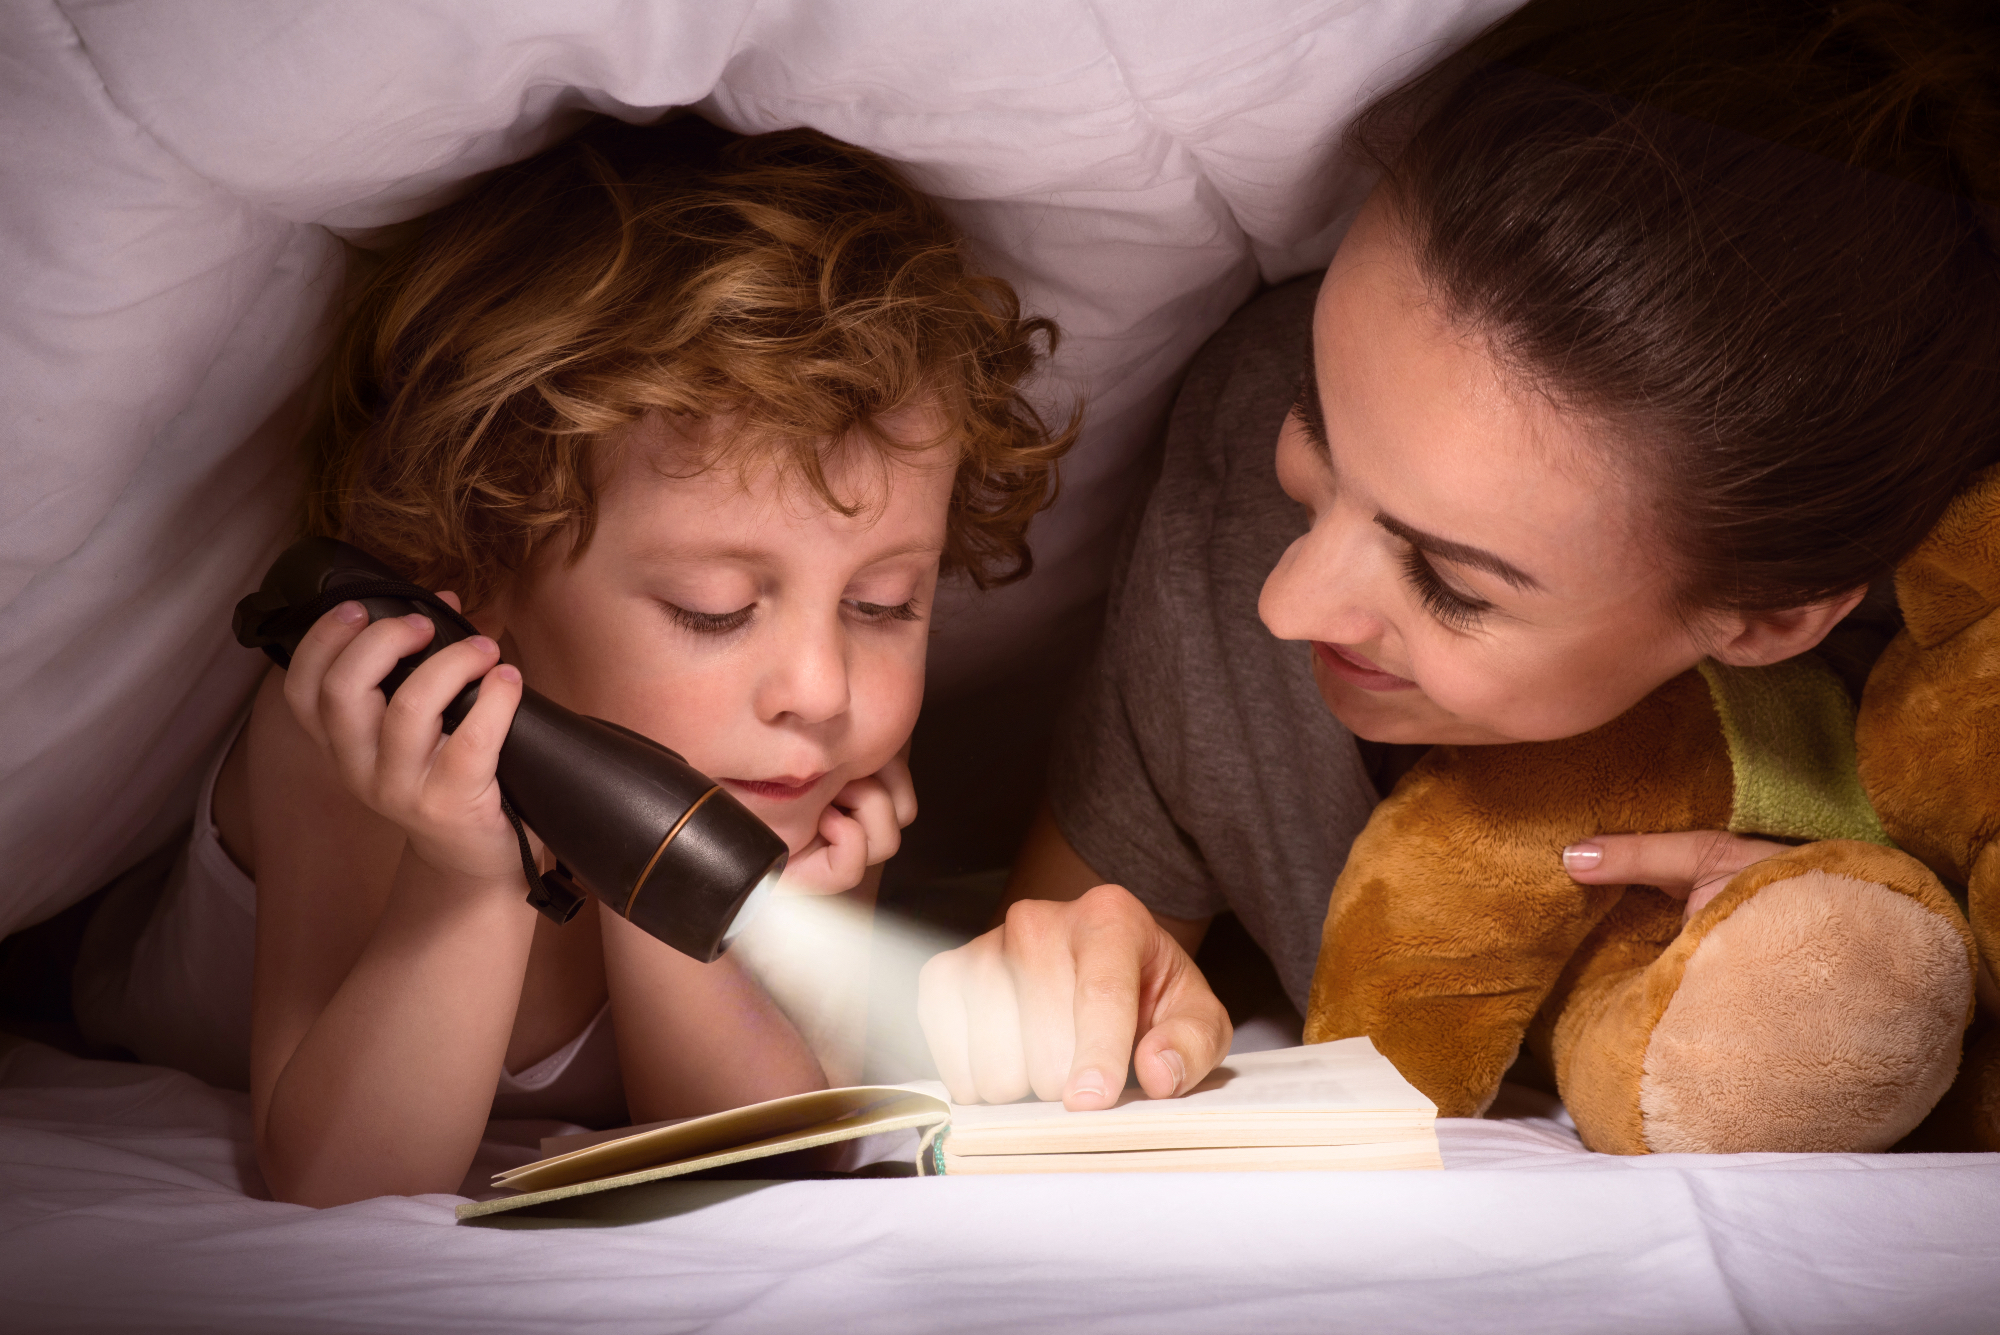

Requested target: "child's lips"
[
  {"left": 719, "top": 773, "right": 828, "bottom": 802},
  {"left": 1312, "top": 641, "right": 1419, "bottom": 692}
]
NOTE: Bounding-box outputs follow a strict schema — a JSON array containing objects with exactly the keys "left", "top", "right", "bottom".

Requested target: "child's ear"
[{"left": 1706, "top": 586, "right": 1869, "bottom": 667}]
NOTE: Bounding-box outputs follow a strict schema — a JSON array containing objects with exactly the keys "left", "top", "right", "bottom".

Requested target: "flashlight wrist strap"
[{"left": 501, "top": 795, "right": 582, "bottom": 926}]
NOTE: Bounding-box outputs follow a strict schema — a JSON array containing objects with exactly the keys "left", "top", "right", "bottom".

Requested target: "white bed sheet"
[{"left": 5, "top": 1035, "right": 1995, "bottom": 1335}]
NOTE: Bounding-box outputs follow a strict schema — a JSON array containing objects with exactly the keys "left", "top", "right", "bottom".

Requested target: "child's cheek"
[{"left": 852, "top": 630, "right": 927, "bottom": 760}]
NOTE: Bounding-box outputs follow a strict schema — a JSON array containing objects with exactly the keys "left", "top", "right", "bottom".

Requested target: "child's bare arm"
[
  {"left": 246, "top": 607, "right": 536, "bottom": 1206},
  {"left": 599, "top": 911, "right": 827, "bottom": 1119},
  {"left": 607, "top": 760, "right": 915, "bottom": 1113}
]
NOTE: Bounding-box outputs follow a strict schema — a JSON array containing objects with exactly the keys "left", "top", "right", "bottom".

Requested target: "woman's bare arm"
[{"left": 1000, "top": 801, "right": 1210, "bottom": 954}]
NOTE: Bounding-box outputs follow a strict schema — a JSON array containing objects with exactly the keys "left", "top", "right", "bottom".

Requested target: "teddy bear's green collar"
[{"left": 1697, "top": 657, "right": 1894, "bottom": 848}]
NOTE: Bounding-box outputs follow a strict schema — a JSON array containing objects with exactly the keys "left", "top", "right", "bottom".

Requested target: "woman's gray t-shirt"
[{"left": 1047, "top": 274, "right": 1386, "bottom": 1015}]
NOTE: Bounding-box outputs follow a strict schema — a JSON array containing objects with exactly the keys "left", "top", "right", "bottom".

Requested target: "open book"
[{"left": 457, "top": 1038, "right": 1439, "bottom": 1220}]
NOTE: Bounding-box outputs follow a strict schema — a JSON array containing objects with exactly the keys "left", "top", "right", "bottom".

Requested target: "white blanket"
[{"left": 4, "top": 1036, "right": 1995, "bottom": 1334}]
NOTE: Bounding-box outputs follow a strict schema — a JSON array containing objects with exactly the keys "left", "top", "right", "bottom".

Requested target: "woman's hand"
[
  {"left": 779, "top": 749, "right": 918, "bottom": 896},
  {"left": 1562, "top": 830, "right": 1794, "bottom": 919},
  {"left": 280, "top": 598, "right": 524, "bottom": 885},
  {"left": 917, "top": 883, "right": 1232, "bottom": 1110}
]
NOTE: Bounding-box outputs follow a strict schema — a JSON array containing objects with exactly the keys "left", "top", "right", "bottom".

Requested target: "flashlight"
[{"left": 232, "top": 537, "right": 787, "bottom": 961}]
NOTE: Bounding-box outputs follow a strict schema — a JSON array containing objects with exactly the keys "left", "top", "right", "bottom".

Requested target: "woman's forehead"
[{"left": 1310, "top": 211, "right": 1650, "bottom": 603}]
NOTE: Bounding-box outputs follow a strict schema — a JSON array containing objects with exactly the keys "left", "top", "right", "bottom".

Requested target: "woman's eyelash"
[
  {"left": 1287, "top": 393, "right": 1329, "bottom": 454},
  {"left": 849, "top": 599, "right": 921, "bottom": 623},
  {"left": 664, "top": 603, "right": 754, "bottom": 635},
  {"left": 1398, "top": 547, "right": 1491, "bottom": 631}
]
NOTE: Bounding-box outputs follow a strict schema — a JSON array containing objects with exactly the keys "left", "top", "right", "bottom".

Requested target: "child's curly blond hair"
[{"left": 306, "top": 116, "right": 1076, "bottom": 610}]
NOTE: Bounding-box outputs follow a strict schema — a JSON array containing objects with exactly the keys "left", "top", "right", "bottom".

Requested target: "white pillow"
[{"left": 0, "top": 0, "right": 1517, "bottom": 935}]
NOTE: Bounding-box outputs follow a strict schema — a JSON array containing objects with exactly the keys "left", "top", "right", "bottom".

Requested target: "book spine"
[{"left": 916, "top": 1124, "right": 949, "bottom": 1176}]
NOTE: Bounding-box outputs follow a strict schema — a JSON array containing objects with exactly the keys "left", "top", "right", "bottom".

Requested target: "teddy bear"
[{"left": 1302, "top": 467, "right": 2000, "bottom": 1155}]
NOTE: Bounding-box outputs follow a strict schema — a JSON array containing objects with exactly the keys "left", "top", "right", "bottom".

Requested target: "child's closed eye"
[
  {"left": 846, "top": 598, "right": 922, "bottom": 624},
  {"left": 663, "top": 602, "right": 756, "bottom": 635}
]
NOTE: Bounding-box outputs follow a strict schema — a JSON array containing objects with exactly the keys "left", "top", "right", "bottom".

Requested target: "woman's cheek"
[{"left": 1401, "top": 635, "right": 1505, "bottom": 729}]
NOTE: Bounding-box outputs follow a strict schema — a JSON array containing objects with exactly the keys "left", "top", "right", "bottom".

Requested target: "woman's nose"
[
  {"left": 1258, "top": 520, "right": 1382, "bottom": 646},
  {"left": 756, "top": 615, "right": 851, "bottom": 726}
]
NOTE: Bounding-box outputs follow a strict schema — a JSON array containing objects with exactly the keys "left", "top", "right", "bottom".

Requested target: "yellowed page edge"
[
  {"left": 459, "top": 1102, "right": 950, "bottom": 1220},
  {"left": 495, "top": 1086, "right": 942, "bottom": 1192}
]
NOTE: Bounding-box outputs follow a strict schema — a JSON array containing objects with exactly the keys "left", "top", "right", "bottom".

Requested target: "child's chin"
[{"left": 765, "top": 811, "right": 822, "bottom": 858}]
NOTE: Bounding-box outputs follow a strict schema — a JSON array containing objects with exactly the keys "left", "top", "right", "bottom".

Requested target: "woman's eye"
[
  {"left": 1398, "top": 547, "right": 1492, "bottom": 632},
  {"left": 663, "top": 602, "right": 755, "bottom": 635},
  {"left": 847, "top": 598, "right": 921, "bottom": 624}
]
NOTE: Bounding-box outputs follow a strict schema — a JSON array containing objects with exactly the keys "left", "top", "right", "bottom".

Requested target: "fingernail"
[
  {"left": 493, "top": 664, "right": 521, "bottom": 684},
  {"left": 333, "top": 601, "right": 366, "bottom": 626},
  {"left": 1158, "top": 1049, "right": 1186, "bottom": 1094},
  {"left": 1070, "top": 1069, "right": 1107, "bottom": 1103},
  {"left": 469, "top": 635, "right": 498, "bottom": 655},
  {"left": 1562, "top": 842, "right": 1603, "bottom": 873}
]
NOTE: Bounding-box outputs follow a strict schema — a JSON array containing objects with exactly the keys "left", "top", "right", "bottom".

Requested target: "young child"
[
  {"left": 86, "top": 116, "right": 1072, "bottom": 1206},
  {"left": 921, "top": 0, "right": 2000, "bottom": 1117}
]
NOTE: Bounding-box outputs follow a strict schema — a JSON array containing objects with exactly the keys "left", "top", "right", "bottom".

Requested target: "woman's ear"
[{"left": 1706, "top": 586, "right": 1869, "bottom": 667}]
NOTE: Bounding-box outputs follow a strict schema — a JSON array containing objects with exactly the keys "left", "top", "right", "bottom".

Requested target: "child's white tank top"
[{"left": 75, "top": 716, "right": 627, "bottom": 1127}]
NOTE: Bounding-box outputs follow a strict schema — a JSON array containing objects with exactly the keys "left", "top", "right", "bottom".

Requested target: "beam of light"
[{"left": 726, "top": 886, "right": 969, "bottom": 1089}]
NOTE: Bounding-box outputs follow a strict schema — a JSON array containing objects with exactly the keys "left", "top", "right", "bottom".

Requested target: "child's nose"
[{"left": 757, "top": 617, "right": 850, "bottom": 725}]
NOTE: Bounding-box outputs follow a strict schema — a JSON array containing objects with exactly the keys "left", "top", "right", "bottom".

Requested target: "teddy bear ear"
[{"left": 1897, "top": 464, "right": 2000, "bottom": 647}]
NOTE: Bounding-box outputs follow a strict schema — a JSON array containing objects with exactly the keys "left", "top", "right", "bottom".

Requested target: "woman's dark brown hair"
[
  {"left": 307, "top": 116, "right": 1075, "bottom": 610},
  {"left": 1352, "top": 0, "right": 2000, "bottom": 613}
]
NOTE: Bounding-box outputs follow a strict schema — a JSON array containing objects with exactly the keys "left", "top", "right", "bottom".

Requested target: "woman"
[{"left": 919, "top": 0, "right": 2000, "bottom": 1113}]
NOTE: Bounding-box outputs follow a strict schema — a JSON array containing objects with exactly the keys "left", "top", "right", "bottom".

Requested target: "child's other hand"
[
  {"left": 1562, "top": 830, "right": 1792, "bottom": 920},
  {"left": 281, "top": 596, "right": 525, "bottom": 885},
  {"left": 778, "top": 750, "right": 917, "bottom": 896}
]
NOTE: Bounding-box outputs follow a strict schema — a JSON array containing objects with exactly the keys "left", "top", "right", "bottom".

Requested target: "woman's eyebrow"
[{"left": 1375, "top": 513, "right": 1542, "bottom": 592}]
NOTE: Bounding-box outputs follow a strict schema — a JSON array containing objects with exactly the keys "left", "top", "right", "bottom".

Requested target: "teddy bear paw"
[{"left": 1638, "top": 869, "right": 1972, "bottom": 1153}]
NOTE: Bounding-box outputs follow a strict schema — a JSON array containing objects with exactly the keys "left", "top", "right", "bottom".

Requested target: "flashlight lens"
[{"left": 718, "top": 857, "right": 787, "bottom": 950}]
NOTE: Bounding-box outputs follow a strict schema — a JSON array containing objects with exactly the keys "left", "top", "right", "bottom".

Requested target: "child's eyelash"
[
  {"left": 1398, "top": 547, "right": 1491, "bottom": 631},
  {"left": 665, "top": 603, "right": 755, "bottom": 635},
  {"left": 849, "top": 599, "right": 921, "bottom": 623}
]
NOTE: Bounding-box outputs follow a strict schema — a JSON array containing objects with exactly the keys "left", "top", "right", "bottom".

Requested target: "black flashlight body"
[{"left": 233, "top": 537, "right": 787, "bottom": 961}]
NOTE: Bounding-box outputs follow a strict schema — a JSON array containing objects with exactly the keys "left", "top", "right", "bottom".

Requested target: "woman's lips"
[
  {"left": 1312, "top": 641, "right": 1419, "bottom": 692},
  {"left": 719, "top": 773, "right": 828, "bottom": 802}
]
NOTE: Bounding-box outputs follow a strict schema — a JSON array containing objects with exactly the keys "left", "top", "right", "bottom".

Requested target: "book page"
[
  {"left": 942, "top": 1039, "right": 1437, "bottom": 1156},
  {"left": 465, "top": 1040, "right": 1434, "bottom": 1219},
  {"left": 458, "top": 1091, "right": 950, "bottom": 1221}
]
